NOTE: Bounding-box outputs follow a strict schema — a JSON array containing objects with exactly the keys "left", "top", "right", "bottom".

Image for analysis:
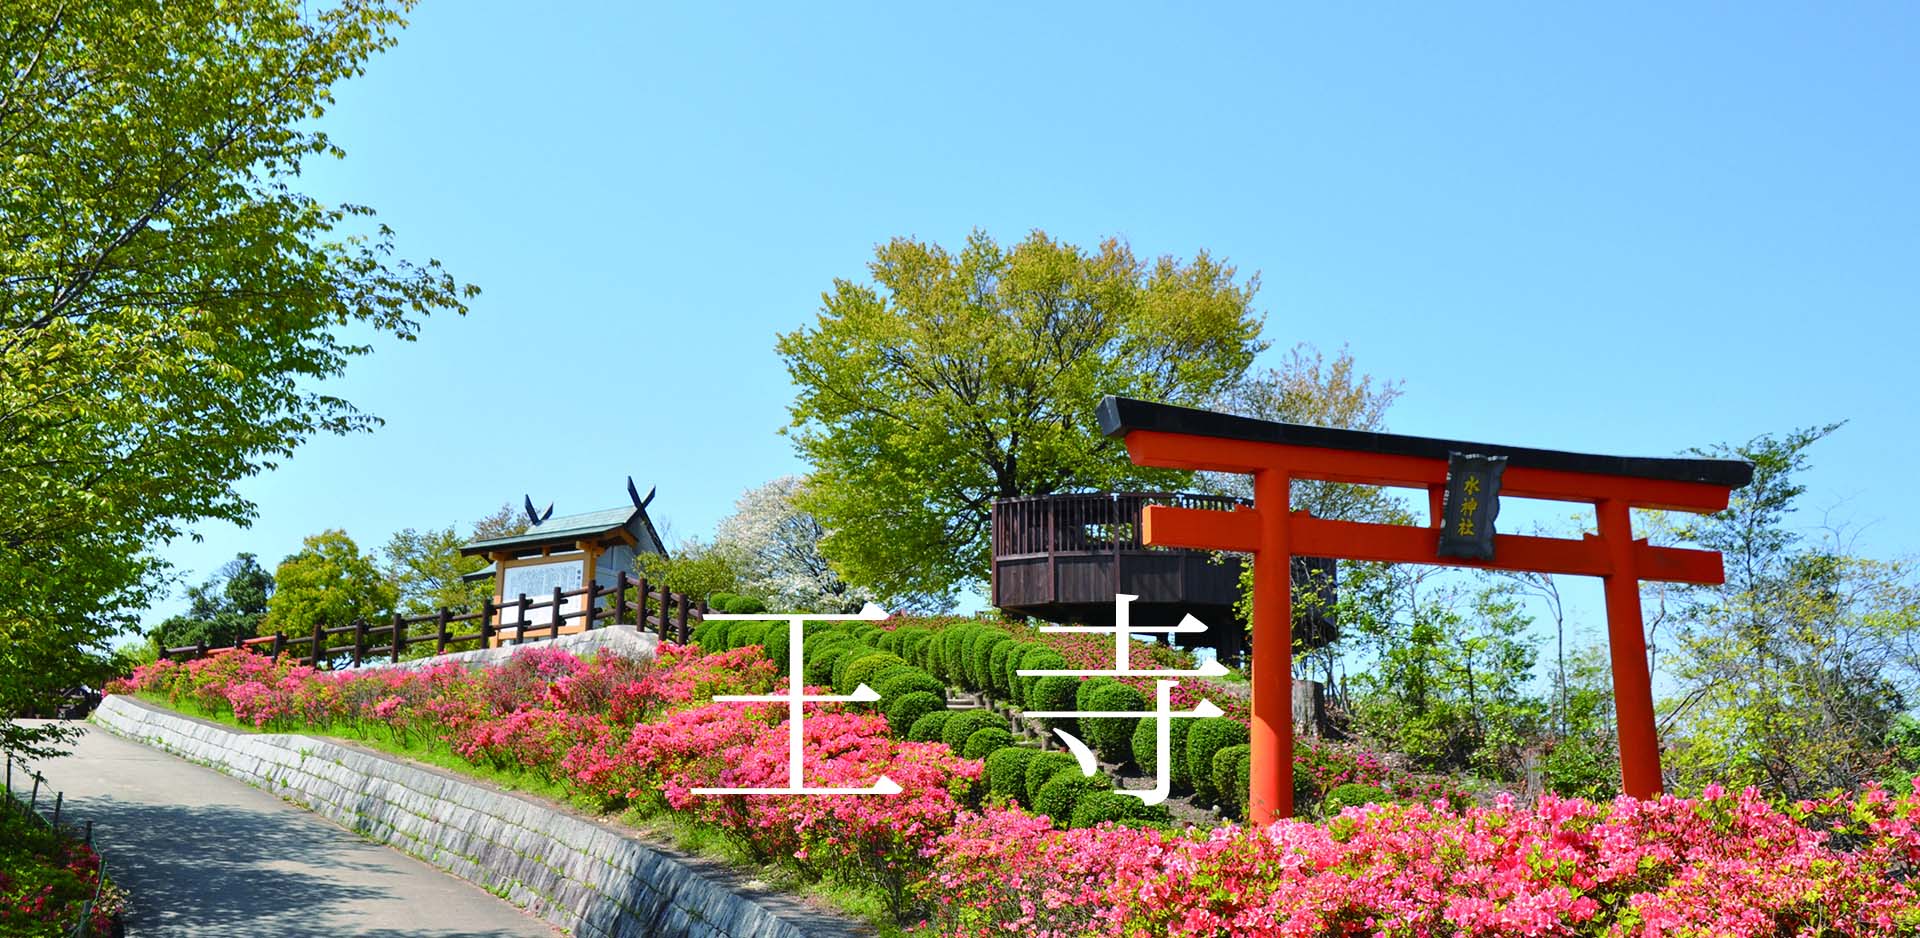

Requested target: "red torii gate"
[{"left": 1096, "top": 396, "right": 1753, "bottom": 825}]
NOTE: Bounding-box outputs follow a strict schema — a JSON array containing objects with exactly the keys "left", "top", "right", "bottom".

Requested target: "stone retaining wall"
[{"left": 92, "top": 696, "right": 866, "bottom": 938}]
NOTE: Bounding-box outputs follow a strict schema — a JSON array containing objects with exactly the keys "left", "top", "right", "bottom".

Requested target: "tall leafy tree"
[
  {"left": 1662, "top": 425, "right": 1920, "bottom": 797},
  {"left": 262, "top": 530, "right": 396, "bottom": 647},
  {"left": 150, "top": 554, "right": 276, "bottom": 652},
  {"left": 778, "top": 230, "right": 1266, "bottom": 606},
  {"left": 0, "top": 1, "right": 472, "bottom": 759}
]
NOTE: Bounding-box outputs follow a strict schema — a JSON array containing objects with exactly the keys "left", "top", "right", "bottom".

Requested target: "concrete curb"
[{"left": 93, "top": 696, "right": 869, "bottom": 938}]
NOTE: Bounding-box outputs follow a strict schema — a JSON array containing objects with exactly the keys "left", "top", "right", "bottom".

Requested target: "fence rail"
[
  {"left": 161, "top": 572, "right": 706, "bottom": 669},
  {"left": 4, "top": 754, "right": 113, "bottom": 937}
]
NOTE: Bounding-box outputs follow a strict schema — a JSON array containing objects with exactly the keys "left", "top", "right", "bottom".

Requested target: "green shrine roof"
[{"left": 461, "top": 506, "right": 645, "bottom": 555}]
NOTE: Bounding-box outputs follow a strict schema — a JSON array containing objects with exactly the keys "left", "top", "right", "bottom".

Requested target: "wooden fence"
[
  {"left": 161, "top": 572, "right": 706, "bottom": 669},
  {"left": 4, "top": 754, "right": 113, "bottom": 936}
]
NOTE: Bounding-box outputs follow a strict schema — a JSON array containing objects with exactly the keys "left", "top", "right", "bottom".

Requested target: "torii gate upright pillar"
[
  {"left": 1249, "top": 467, "right": 1295, "bottom": 821},
  {"left": 1096, "top": 396, "right": 1752, "bottom": 826}
]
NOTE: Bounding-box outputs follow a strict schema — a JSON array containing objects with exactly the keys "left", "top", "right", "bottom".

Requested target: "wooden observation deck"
[{"left": 989, "top": 491, "right": 1334, "bottom": 658}]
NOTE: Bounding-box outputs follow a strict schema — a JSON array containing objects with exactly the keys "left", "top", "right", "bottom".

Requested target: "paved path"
[{"left": 25, "top": 722, "right": 561, "bottom": 938}]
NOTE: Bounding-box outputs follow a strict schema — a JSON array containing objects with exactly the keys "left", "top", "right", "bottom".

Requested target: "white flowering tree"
[{"left": 716, "top": 476, "right": 875, "bottom": 614}]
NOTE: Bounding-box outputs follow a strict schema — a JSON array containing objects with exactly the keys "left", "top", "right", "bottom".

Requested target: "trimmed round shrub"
[
  {"left": 1014, "top": 647, "right": 1067, "bottom": 705},
  {"left": 1076, "top": 676, "right": 1120, "bottom": 712},
  {"left": 764, "top": 624, "right": 793, "bottom": 671},
  {"left": 941, "top": 709, "right": 1004, "bottom": 752},
  {"left": 830, "top": 645, "right": 886, "bottom": 693},
  {"left": 908, "top": 710, "right": 954, "bottom": 743},
  {"left": 897, "top": 628, "right": 933, "bottom": 668},
  {"left": 1212, "top": 743, "right": 1253, "bottom": 818},
  {"left": 1028, "top": 676, "right": 1081, "bottom": 731},
  {"left": 988, "top": 641, "right": 1018, "bottom": 699},
  {"left": 1323, "top": 782, "right": 1390, "bottom": 815},
  {"left": 995, "top": 642, "right": 1033, "bottom": 705},
  {"left": 1131, "top": 714, "right": 1195, "bottom": 792},
  {"left": 1081, "top": 682, "right": 1147, "bottom": 767},
  {"left": 886, "top": 691, "right": 945, "bottom": 737},
  {"left": 1067, "top": 791, "right": 1174, "bottom": 830},
  {"left": 873, "top": 666, "right": 945, "bottom": 706},
  {"left": 962, "top": 727, "right": 1015, "bottom": 760},
  {"left": 1034, "top": 772, "right": 1113, "bottom": 826},
  {"left": 1024, "top": 751, "right": 1082, "bottom": 805},
  {"left": 728, "top": 621, "right": 771, "bottom": 651},
  {"left": 966, "top": 629, "right": 1012, "bottom": 693},
  {"left": 876, "top": 629, "right": 901, "bottom": 654},
  {"left": 688, "top": 619, "right": 724, "bottom": 649},
  {"left": 709, "top": 593, "right": 766, "bottom": 614},
  {"left": 932, "top": 626, "right": 976, "bottom": 684},
  {"left": 837, "top": 652, "right": 905, "bottom": 696},
  {"left": 803, "top": 636, "right": 858, "bottom": 685},
  {"left": 984, "top": 746, "right": 1041, "bottom": 805},
  {"left": 1186, "top": 717, "right": 1250, "bottom": 804}
]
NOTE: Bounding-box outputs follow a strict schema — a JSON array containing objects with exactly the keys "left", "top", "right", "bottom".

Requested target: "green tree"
[
  {"left": 0, "top": 1, "right": 471, "bottom": 760},
  {"left": 779, "top": 230, "right": 1266, "bottom": 606},
  {"left": 150, "top": 554, "right": 276, "bottom": 651},
  {"left": 262, "top": 531, "right": 398, "bottom": 648},
  {"left": 1662, "top": 425, "right": 1920, "bottom": 797},
  {"left": 1347, "top": 577, "right": 1544, "bottom": 778},
  {"left": 634, "top": 538, "right": 744, "bottom": 605},
  {"left": 384, "top": 526, "right": 488, "bottom": 616}
]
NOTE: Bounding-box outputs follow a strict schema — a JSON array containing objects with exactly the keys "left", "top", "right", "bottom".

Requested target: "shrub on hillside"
[
  {"left": 831, "top": 646, "right": 889, "bottom": 693},
  {"left": 963, "top": 727, "right": 1016, "bottom": 760},
  {"left": 1081, "top": 682, "right": 1146, "bottom": 767},
  {"left": 1323, "top": 782, "right": 1391, "bottom": 815},
  {"left": 887, "top": 691, "right": 946, "bottom": 737},
  {"left": 984, "top": 746, "right": 1041, "bottom": 805},
  {"left": 909, "top": 710, "right": 954, "bottom": 743},
  {"left": 1013, "top": 647, "right": 1067, "bottom": 705},
  {"left": 1131, "top": 715, "right": 1195, "bottom": 792},
  {"left": 1076, "top": 676, "right": 1119, "bottom": 711},
  {"left": 803, "top": 636, "right": 858, "bottom": 685},
  {"left": 942, "top": 709, "right": 1004, "bottom": 752},
  {"left": 1034, "top": 772, "right": 1113, "bottom": 825},
  {"left": 966, "top": 629, "right": 1012, "bottom": 693},
  {"left": 988, "top": 641, "right": 1018, "bottom": 699},
  {"left": 1023, "top": 751, "right": 1082, "bottom": 805},
  {"left": 1186, "top": 716, "right": 1249, "bottom": 804},
  {"left": 873, "top": 666, "right": 945, "bottom": 707},
  {"left": 1212, "top": 743, "right": 1253, "bottom": 818},
  {"left": 838, "top": 652, "right": 905, "bottom": 696},
  {"left": 1028, "top": 676, "right": 1080, "bottom": 732},
  {"left": 1067, "top": 790, "right": 1173, "bottom": 830}
]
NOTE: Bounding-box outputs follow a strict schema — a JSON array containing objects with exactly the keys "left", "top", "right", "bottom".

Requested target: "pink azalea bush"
[{"left": 924, "top": 784, "right": 1920, "bottom": 937}]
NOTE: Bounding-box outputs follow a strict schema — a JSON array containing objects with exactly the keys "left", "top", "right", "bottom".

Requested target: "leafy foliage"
[
  {"left": 779, "top": 230, "right": 1266, "bottom": 604},
  {"left": 149, "top": 554, "right": 275, "bottom": 652},
  {"left": 261, "top": 530, "right": 397, "bottom": 647},
  {"left": 0, "top": 0, "right": 472, "bottom": 761},
  {"left": 713, "top": 475, "right": 872, "bottom": 613}
]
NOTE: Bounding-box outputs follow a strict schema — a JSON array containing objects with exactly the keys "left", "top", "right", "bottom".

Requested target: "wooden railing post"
[
  {"left": 479, "top": 597, "right": 495, "bottom": 648},
  {"left": 195, "top": 640, "right": 207, "bottom": 661},
  {"left": 636, "top": 577, "right": 650, "bottom": 631},
  {"left": 516, "top": 594, "right": 531, "bottom": 645},
  {"left": 352, "top": 618, "right": 367, "bottom": 667},
  {"left": 271, "top": 632, "right": 285, "bottom": 659},
  {"left": 547, "top": 586, "right": 562, "bottom": 641},
  {"left": 614, "top": 572, "right": 630, "bottom": 625},
  {"left": 435, "top": 608, "right": 451, "bottom": 655},
  {"left": 675, "top": 593, "right": 691, "bottom": 644},
  {"left": 311, "top": 622, "right": 325, "bottom": 669},
  {"left": 390, "top": 612, "right": 405, "bottom": 662},
  {"left": 584, "top": 582, "right": 600, "bottom": 631}
]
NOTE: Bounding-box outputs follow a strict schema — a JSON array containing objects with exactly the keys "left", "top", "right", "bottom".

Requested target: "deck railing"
[
  {"left": 161, "top": 572, "right": 704, "bottom": 669},
  {"left": 991, "top": 491, "right": 1246, "bottom": 558}
]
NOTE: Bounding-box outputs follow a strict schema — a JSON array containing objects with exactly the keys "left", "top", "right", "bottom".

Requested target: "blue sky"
[{"left": 149, "top": 2, "right": 1918, "bottom": 647}]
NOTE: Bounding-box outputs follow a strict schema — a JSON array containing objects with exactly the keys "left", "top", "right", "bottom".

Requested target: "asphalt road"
[{"left": 20, "top": 722, "right": 561, "bottom": 938}]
